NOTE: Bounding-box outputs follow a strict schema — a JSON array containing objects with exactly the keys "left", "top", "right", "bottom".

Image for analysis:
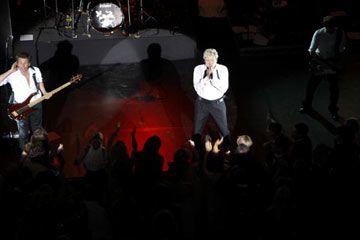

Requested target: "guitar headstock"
[{"left": 70, "top": 74, "right": 83, "bottom": 83}]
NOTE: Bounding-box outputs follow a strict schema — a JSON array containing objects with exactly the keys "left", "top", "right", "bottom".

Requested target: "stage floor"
[{"left": 2, "top": 51, "right": 360, "bottom": 178}]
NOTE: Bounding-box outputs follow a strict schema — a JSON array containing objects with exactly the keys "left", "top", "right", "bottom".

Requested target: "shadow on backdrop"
[
  {"left": 140, "top": 42, "right": 193, "bottom": 137},
  {"left": 40, "top": 40, "right": 80, "bottom": 131}
]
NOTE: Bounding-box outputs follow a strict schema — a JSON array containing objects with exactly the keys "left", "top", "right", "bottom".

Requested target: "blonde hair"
[
  {"left": 236, "top": 135, "right": 253, "bottom": 148},
  {"left": 203, "top": 48, "right": 219, "bottom": 60}
]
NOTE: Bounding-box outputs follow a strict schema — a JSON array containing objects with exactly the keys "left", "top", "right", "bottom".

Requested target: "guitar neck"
[{"left": 28, "top": 81, "right": 73, "bottom": 108}]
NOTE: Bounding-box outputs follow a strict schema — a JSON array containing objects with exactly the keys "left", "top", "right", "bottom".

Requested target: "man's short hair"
[
  {"left": 16, "top": 52, "right": 31, "bottom": 62},
  {"left": 236, "top": 135, "right": 253, "bottom": 148},
  {"left": 323, "top": 15, "right": 336, "bottom": 27},
  {"left": 203, "top": 48, "right": 219, "bottom": 60}
]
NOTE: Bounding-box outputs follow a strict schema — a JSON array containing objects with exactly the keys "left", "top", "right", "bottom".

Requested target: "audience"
[{"left": 1, "top": 112, "right": 360, "bottom": 240}]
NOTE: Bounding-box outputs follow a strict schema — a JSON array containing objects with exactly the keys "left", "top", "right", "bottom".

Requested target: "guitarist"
[
  {"left": 299, "top": 15, "right": 346, "bottom": 121},
  {"left": 0, "top": 52, "right": 52, "bottom": 150}
]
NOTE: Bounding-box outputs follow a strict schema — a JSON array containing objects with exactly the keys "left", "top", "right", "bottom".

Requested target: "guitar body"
[
  {"left": 8, "top": 93, "right": 37, "bottom": 120},
  {"left": 7, "top": 74, "right": 82, "bottom": 121},
  {"left": 309, "top": 57, "right": 338, "bottom": 76}
]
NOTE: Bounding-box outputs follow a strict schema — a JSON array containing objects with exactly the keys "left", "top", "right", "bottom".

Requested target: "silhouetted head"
[
  {"left": 173, "top": 148, "right": 190, "bottom": 166},
  {"left": 31, "top": 128, "right": 49, "bottom": 142},
  {"left": 236, "top": 135, "right": 253, "bottom": 153},
  {"left": 147, "top": 43, "right": 162, "bottom": 59},
  {"left": 24, "top": 128, "right": 49, "bottom": 155},
  {"left": 144, "top": 135, "right": 162, "bottom": 153},
  {"left": 345, "top": 118, "right": 359, "bottom": 134},
  {"left": 91, "top": 132, "right": 103, "bottom": 149},
  {"left": 56, "top": 40, "right": 73, "bottom": 56},
  {"left": 58, "top": 40, "right": 73, "bottom": 51},
  {"left": 323, "top": 16, "right": 336, "bottom": 33},
  {"left": 295, "top": 122, "right": 309, "bottom": 135},
  {"left": 111, "top": 140, "right": 129, "bottom": 160},
  {"left": 335, "top": 125, "right": 355, "bottom": 145},
  {"left": 267, "top": 122, "right": 283, "bottom": 137},
  {"left": 291, "top": 122, "right": 309, "bottom": 140}
]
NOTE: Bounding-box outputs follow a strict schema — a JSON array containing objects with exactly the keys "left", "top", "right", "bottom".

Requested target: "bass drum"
[{"left": 88, "top": 1, "right": 124, "bottom": 32}]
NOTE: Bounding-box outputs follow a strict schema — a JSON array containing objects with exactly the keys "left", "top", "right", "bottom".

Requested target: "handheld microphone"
[{"left": 206, "top": 67, "right": 213, "bottom": 79}]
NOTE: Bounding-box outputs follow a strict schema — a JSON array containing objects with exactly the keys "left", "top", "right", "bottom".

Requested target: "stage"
[
  {"left": 2, "top": 0, "right": 360, "bottom": 179},
  {"left": 14, "top": 27, "right": 196, "bottom": 66},
  {"left": 9, "top": 0, "right": 196, "bottom": 66}
]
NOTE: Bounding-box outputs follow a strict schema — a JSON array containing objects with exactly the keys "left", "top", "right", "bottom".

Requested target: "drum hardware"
[
  {"left": 78, "top": 0, "right": 84, "bottom": 12},
  {"left": 37, "top": 0, "right": 66, "bottom": 37},
  {"left": 139, "top": 0, "right": 158, "bottom": 27},
  {"left": 85, "top": 14, "right": 92, "bottom": 37},
  {"left": 126, "top": 0, "right": 132, "bottom": 27},
  {"left": 86, "top": 1, "right": 124, "bottom": 34},
  {"left": 71, "top": 0, "right": 78, "bottom": 38},
  {"left": 42, "top": 0, "right": 50, "bottom": 19},
  {"left": 58, "top": 0, "right": 78, "bottom": 38}
]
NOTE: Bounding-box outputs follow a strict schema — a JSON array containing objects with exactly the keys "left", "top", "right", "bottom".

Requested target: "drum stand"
[
  {"left": 70, "top": 0, "right": 78, "bottom": 38},
  {"left": 139, "top": 0, "right": 158, "bottom": 27},
  {"left": 127, "top": 0, "right": 132, "bottom": 27},
  {"left": 39, "top": 0, "right": 64, "bottom": 37}
]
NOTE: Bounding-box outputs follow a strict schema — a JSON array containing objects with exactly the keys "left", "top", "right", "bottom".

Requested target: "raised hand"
[
  {"left": 11, "top": 62, "right": 18, "bottom": 72},
  {"left": 205, "top": 137, "right": 213, "bottom": 153},
  {"left": 213, "top": 137, "right": 223, "bottom": 154}
]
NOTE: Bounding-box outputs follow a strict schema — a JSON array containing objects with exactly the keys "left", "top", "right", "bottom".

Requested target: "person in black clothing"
[{"left": 299, "top": 16, "right": 346, "bottom": 121}]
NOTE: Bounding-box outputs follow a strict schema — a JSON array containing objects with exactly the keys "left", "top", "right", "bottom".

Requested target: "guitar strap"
[
  {"left": 30, "top": 66, "right": 41, "bottom": 94},
  {"left": 8, "top": 90, "right": 14, "bottom": 104}
]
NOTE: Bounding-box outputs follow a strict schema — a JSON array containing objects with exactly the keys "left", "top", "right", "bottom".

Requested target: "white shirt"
[
  {"left": 0, "top": 67, "right": 43, "bottom": 103},
  {"left": 308, "top": 27, "right": 346, "bottom": 59},
  {"left": 193, "top": 63, "right": 229, "bottom": 100},
  {"left": 83, "top": 146, "right": 107, "bottom": 172}
]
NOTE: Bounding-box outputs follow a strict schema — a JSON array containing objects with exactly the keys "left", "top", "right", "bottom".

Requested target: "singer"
[{"left": 192, "top": 48, "right": 230, "bottom": 150}]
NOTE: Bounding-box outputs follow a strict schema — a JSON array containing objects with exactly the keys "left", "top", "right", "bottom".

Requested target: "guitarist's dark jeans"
[
  {"left": 16, "top": 104, "right": 43, "bottom": 150},
  {"left": 303, "top": 73, "right": 339, "bottom": 112}
]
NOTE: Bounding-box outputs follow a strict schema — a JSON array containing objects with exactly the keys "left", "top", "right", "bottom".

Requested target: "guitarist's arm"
[
  {"left": 0, "top": 62, "right": 17, "bottom": 84},
  {"left": 39, "top": 82, "right": 52, "bottom": 99}
]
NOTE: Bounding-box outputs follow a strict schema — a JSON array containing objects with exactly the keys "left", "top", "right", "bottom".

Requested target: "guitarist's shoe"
[
  {"left": 329, "top": 106, "right": 340, "bottom": 121},
  {"left": 299, "top": 104, "right": 312, "bottom": 114},
  {"left": 330, "top": 112, "right": 340, "bottom": 121}
]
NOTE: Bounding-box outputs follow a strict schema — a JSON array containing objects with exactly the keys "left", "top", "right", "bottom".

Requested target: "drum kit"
[
  {"left": 52, "top": 0, "right": 157, "bottom": 37},
  {"left": 87, "top": 1, "right": 125, "bottom": 33}
]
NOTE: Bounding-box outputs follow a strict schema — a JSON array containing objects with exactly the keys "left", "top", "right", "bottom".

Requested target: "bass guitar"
[
  {"left": 308, "top": 56, "right": 338, "bottom": 76},
  {"left": 8, "top": 74, "right": 82, "bottom": 120}
]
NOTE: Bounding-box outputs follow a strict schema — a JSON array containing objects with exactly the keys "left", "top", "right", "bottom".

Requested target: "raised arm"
[{"left": 0, "top": 62, "right": 17, "bottom": 84}]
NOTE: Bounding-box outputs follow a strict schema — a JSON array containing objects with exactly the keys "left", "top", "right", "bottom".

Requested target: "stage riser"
[{"left": 15, "top": 30, "right": 196, "bottom": 66}]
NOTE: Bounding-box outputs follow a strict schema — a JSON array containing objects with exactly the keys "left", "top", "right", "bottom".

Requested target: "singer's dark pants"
[
  {"left": 16, "top": 104, "right": 43, "bottom": 150},
  {"left": 193, "top": 96, "right": 230, "bottom": 138},
  {"left": 303, "top": 73, "right": 339, "bottom": 112}
]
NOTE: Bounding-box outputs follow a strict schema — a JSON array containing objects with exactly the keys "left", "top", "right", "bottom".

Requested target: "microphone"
[{"left": 204, "top": 67, "right": 213, "bottom": 79}]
